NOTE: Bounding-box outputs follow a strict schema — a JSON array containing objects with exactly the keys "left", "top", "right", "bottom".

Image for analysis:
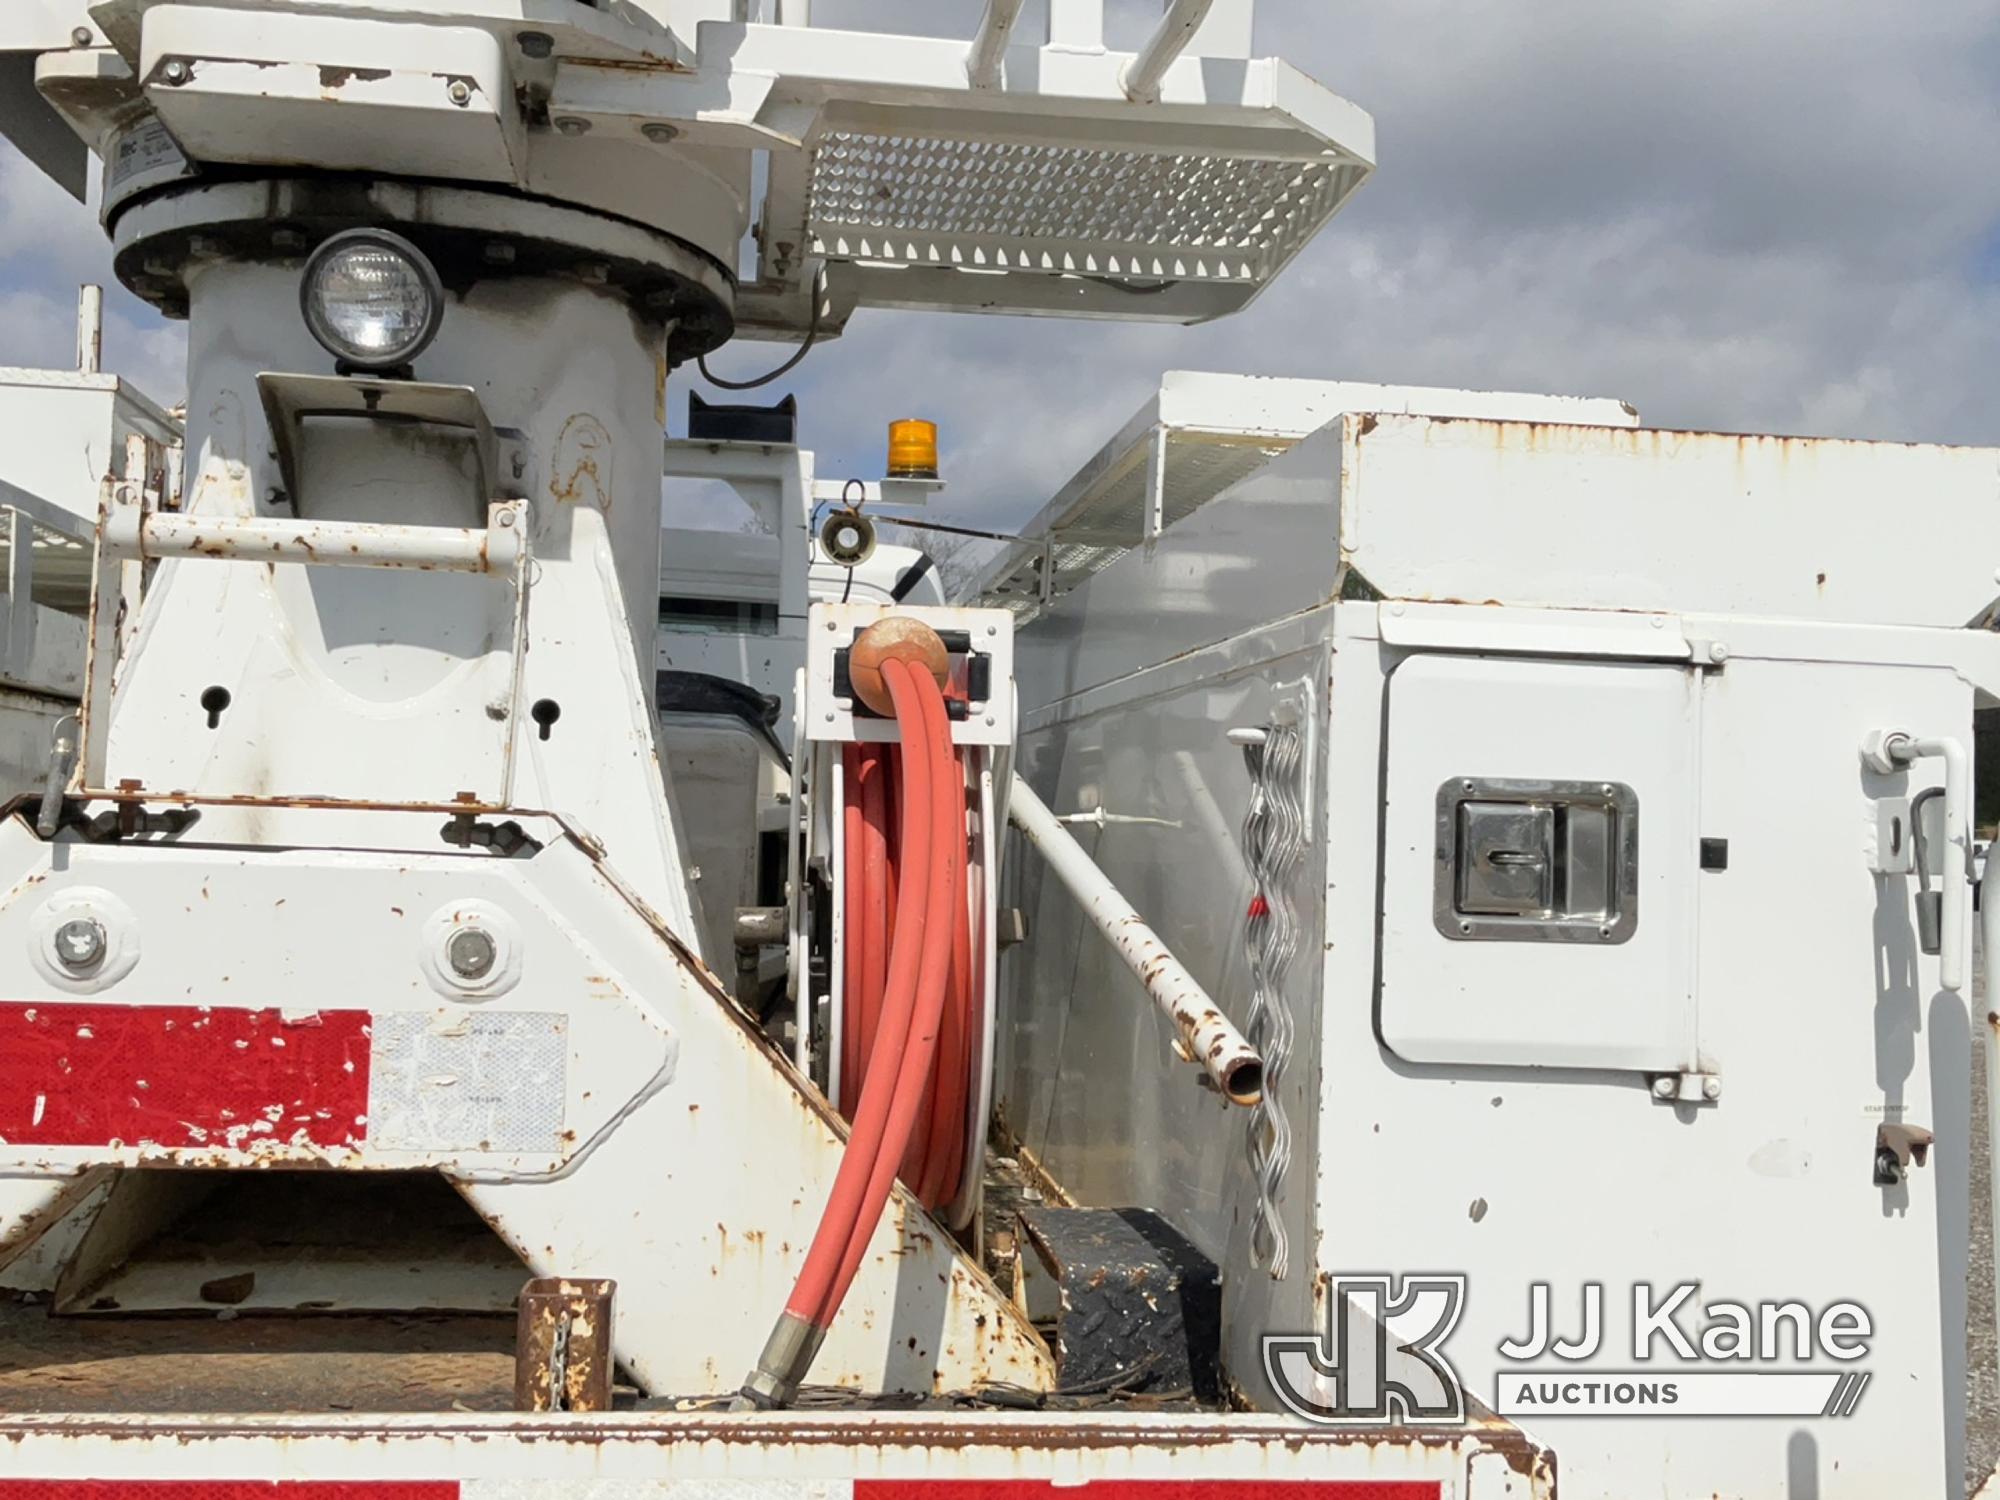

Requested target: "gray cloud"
[{"left": 4, "top": 0, "right": 1995, "bottom": 536}]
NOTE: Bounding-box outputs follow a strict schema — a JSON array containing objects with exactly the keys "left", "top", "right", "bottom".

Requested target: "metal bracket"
[
  {"left": 514, "top": 1276, "right": 616, "bottom": 1413},
  {"left": 1874, "top": 1123, "right": 1933, "bottom": 1186},
  {"left": 256, "top": 371, "right": 528, "bottom": 506},
  {"left": 1650, "top": 1072, "right": 1722, "bottom": 1106}
]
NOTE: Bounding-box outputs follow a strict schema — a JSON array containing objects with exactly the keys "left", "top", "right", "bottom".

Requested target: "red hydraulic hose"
[
  {"left": 859, "top": 745, "right": 890, "bottom": 1091},
  {"left": 845, "top": 715, "right": 974, "bottom": 1212},
  {"left": 917, "top": 746, "right": 973, "bottom": 1208},
  {"left": 840, "top": 745, "right": 891, "bottom": 1116},
  {"left": 740, "top": 657, "right": 949, "bottom": 1406},
  {"left": 839, "top": 745, "right": 865, "bottom": 1116},
  {"left": 817, "top": 670, "right": 960, "bottom": 1323}
]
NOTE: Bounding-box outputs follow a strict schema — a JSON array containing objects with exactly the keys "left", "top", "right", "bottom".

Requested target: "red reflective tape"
[
  {"left": 0, "top": 1003, "right": 372, "bottom": 1150},
  {"left": 0, "top": 1488, "right": 453, "bottom": 1500},
  {"left": 858, "top": 1486, "right": 1440, "bottom": 1500}
]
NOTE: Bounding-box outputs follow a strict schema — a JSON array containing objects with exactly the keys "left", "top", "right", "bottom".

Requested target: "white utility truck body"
[{"left": 0, "top": 4, "right": 1988, "bottom": 1498}]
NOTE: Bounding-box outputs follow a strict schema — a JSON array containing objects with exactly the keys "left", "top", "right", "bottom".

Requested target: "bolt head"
[
  {"left": 1708, "top": 642, "right": 1729, "bottom": 664},
  {"left": 446, "top": 926, "right": 498, "bottom": 981},
  {"left": 1702, "top": 1077, "right": 1722, "bottom": 1101},
  {"left": 554, "top": 116, "right": 591, "bottom": 137},
  {"left": 641, "top": 122, "right": 680, "bottom": 144},
  {"left": 497, "top": 508, "right": 516, "bottom": 528},
  {"left": 1651, "top": 1076, "right": 1677, "bottom": 1099},
  {"left": 54, "top": 917, "right": 107, "bottom": 971},
  {"left": 71, "top": 27, "right": 94, "bottom": 46},
  {"left": 160, "top": 58, "right": 189, "bottom": 85},
  {"left": 517, "top": 30, "right": 554, "bottom": 59},
  {"left": 447, "top": 79, "right": 473, "bottom": 106}
]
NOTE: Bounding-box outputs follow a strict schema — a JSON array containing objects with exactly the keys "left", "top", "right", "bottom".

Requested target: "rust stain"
[
  {"left": 0, "top": 1409, "right": 1554, "bottom": 1467},
  {"left": 550, "top": 414, "right": 614, "bottom": 511}
]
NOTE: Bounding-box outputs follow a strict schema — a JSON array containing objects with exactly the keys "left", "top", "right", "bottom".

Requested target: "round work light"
[{"left": 300, "top": 228, "right": 444, "bottom": 372}]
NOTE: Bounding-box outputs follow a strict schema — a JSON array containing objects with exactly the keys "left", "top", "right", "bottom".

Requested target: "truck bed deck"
[{"left": 0, "top": 1297, "right": 520, "bottom": 1414}]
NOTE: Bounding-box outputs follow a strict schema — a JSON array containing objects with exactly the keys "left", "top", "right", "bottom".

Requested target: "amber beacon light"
[{"left": 887, "top": 419, "right": 939, "bottom": 480}]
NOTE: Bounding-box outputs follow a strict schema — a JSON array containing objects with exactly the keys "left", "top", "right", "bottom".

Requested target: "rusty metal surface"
[
  {"left": 0, "top": 1295, "right": 521, "bottom": 1413},
  {"left": 514, "top": 1278, "right": 615, "bottom": 1414},
  {"left": 0, "top": 1401, "right": 1548, "bottom": 1460},
  {"left": 1017, "top": 1207, "right": 1221, "bottom": 1403}
]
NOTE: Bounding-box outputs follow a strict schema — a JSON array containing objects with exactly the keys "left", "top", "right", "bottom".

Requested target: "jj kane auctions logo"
[{"left": 1263, "top": 1277, "right": 1874, "bottom": 1421}]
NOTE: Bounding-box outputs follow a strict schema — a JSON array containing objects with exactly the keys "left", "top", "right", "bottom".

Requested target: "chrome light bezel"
[{"left": 299, "top": 228, "right": 445, "bottom": 373}]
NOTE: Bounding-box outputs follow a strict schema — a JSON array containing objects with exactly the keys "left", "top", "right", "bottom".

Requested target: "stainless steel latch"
[{"left": 1434, "top": 777, "right": 1639, "bottom": 943}]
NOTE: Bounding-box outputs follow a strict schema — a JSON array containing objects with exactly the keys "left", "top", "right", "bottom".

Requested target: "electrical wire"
[{"left": 697, "top": 268, "right": 825, "bottom": 391}]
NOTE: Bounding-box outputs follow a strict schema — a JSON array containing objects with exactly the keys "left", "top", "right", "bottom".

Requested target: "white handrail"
[
  {"left": 99, "top": 501, "right": 526, "bottom": 575},
  {"left": 1120, "top": 0, "right": 1215, "bottom": 102},
  {"left": 967, "top": 0, "right": 1028, "bottom": 88}
]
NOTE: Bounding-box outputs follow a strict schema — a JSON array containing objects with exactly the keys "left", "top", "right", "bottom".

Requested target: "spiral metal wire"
[{"left": 1240, "top": 722, "right": 1305, "bottom": 1278}]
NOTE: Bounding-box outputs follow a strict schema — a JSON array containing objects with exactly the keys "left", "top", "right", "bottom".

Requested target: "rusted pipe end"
[
  {"left": 1222, "top": 1057, "right": 1263, "bottom": 1108},
  {"left": 850, "top": 616, "right": 948, "bottom": 717}
]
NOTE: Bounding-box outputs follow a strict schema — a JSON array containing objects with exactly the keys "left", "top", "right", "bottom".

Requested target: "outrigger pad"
[{"left": 1016, "top": 1206, "right": 1221, "bottom": 1403}]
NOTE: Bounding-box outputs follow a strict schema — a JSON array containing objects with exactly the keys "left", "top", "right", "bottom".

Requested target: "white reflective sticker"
[{"left": 368, "top": 1010, "right": 566, "bottom": 1154}]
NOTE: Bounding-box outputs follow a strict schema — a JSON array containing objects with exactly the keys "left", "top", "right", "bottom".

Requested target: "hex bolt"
[
  {"left": 554, "top": 117, "right": 592, "bottom": 137},
  {"left": 1651, "top": 1076, "right": 1677, "bottom": 1100},
  {"left": 447, "top": 926, "right": 498, "bottom": 981},
  {"left": 517, "top": 31, "right": 554, "bottom": 59},
  {"left": 1708, "top": 642, "right": 1730, "bottom": 664},
  {"left": 447, "top": 79, "right": 473, "bottom": 107},
  {"left": 54, "top": 917, "right": 107, "bottom": 971},
  {"left": 1702, "top": 1077, "right": 1722, "bottom": 1101},
  {"left": 160, "top": 58, "right": 190, "bottom": 85},
  {"left": 641, "top": 122, "right": 680, "bottom": 144},
  {"left": 71, "top": 27, "right": 94, "bottom": 46}
]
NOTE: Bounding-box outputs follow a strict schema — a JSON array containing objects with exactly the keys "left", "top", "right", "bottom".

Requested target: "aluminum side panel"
[{"left": 1005, "top": 626, "right": 1332, "bottom": 1395}]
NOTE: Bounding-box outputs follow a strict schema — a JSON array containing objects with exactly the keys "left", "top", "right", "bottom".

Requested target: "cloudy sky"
[{"left": 5, "top": 0, "right": 1998, "bottom": 541}]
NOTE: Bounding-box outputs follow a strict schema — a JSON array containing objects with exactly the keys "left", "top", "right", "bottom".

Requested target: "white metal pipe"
[
  {"left": 76, "top": 285, "right": 102, "bottom": 374},
  {"left": 1899, "top": 733, "right": 1971, "bottom": 992},
  {"left": 1120, "top": 0, "right": 1215, "bottom": 102},
  {"left": 99, "top": 502, "right": 525, "bottom": 575},
  {"left": 1009, "top": 772, "right": 1262, "bottom": 1104},
  {"left": 967, "top": 0, "right": 1028, "bottom": 88}
]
